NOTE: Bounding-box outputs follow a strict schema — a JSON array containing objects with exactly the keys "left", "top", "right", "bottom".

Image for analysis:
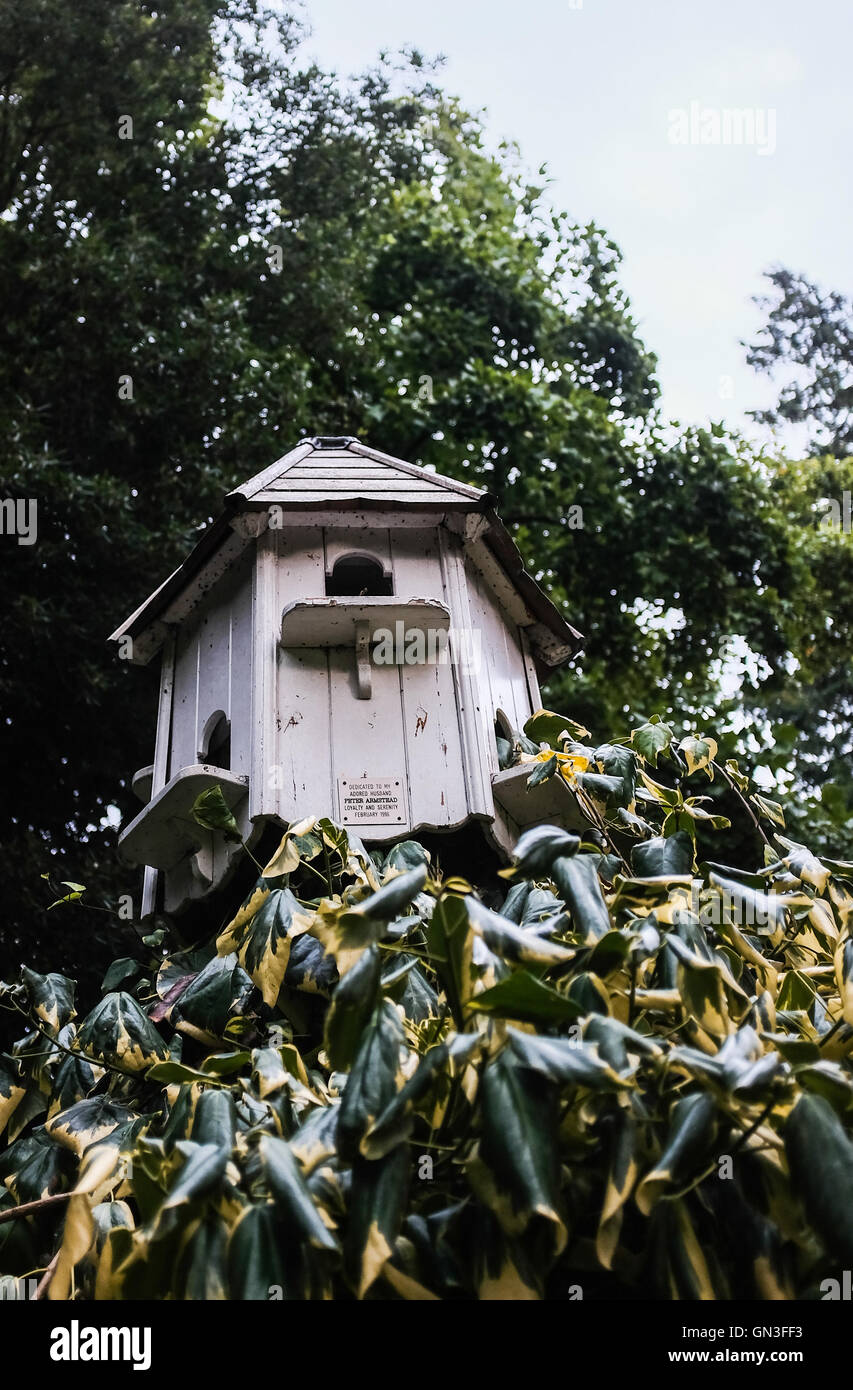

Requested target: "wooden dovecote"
[{"left": 109, "top": 436, "right": 583, "bottom": 914}]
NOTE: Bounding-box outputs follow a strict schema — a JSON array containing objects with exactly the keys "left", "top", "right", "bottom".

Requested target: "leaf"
[
  {"left": 708, "top": 871, "right": 795, "bottom": 936},
  {"left": 49, "top": 1143, "right": 123, "bottom": 1301},
  {"left": 228, "top": 1205, "right": 287, "bottom": 1300},
  {"left": 190, "top": 784, "right": 242, "bottom": 842},
  {"left": 635, "top": 1093, "right": 717, "bottom": 1214},
  {"left": 338, "top": 1000, "right": 409, "bottom": 1162},
  {"left": 506, "top": 1029, "right": 630, "bottom": 1090},
  {"left": 510, "top": 824, "right": 580, "bottom": 875},
  {"left": 464, "top": 896, "right": 575, "bottom": 966},
  {"left": 101, "top": 958, "right": 143, "bottom": 993},
  {"left": 524, "top": 708, "right": 590, "bottom": 746},
  {"left": 47, "top": 1097, "right": 135, "bottom": 1157},
  {"left": 0, "top": 1059, "right": 26, "bottom": 1141},
  {"left": 361, "top": 1043, "right": 452, "bottom": 1160},
  {"left": 258, "top": 1135, "right": 339, "bottom": 1250},
  {"left": 475, "top": 1048, "right": 566, "bottom": 1249},
  {"left": 290, "top": 1106, "right": 340, "bottom": 1176},
  {"left": 657, "top": 1199, "right": 718, "bottom": 1300},
  {"left": 631, "top": 832, "right": 694, "bottom": 877},
  {"left": 177, "top": 1214, "right": 229, "bottom": 1300},
  {"left": 338, "top": 864, "right": 428, "bottom": 928},
  {"left": 382, "top": 841, "right": 431, "bottom": 874},
  {"left": 753, "top": 794, "right": 785, "bottom": 828},
  {"left": 427, "top": 895, "right": 475, "bottom": 1025},
  {"left": 631, "top": 718, "right": 674, "bottom": 766},
  {"left": 639, "top": 769, "right": 681, "bottom": 807},
  {"left": 596, "top": 1109, "right": 638, "bottom": 1269},
  {"left": 324, "top": 944, "right": 382, "bottom": 1070},
  {"left": 147, "top": 1060, "right": 225, "bottom": 1086},
  {"left": 171, "top": 953, "right": 255, "bottom": 1037},
  {"left": 75, "top": 992, "right": 167, "bottom": 1072},
  {"left": 2, "top": 1130, "right": 64, "bottom": 1204},
  {"left": 666, "top": 935, "right": 751, "bottom": 1037},
  {"left": 526, "top": 752, "right": 558, "bottom": 787},
  {"left": 162, "top": 1141, "right": 230, "bottom": 1212},
  {"left": 577, "top": 772, "right": 624, "bottom": 805},
  {"left": 835, "top": 937, "right": 853, "bottom": 1027},
  {"left": 678, "top": 735, "right": 718, "bottom": 778},
  {"left": 550, "top": 854, "right": 611, "bottom": 942},
  {"left": 345, "top": 1148, "right": 410, "bottom": 1299},
  {"left": 19, "top": 966, "right": 76, "bottom": 1033},
  {"left": 261, "top": 816, "right": 320, "bottom": 877},
  {"left": 284, "top": 933, "right": 338, "bottom": 997},
  {"left": 785, "top": 1093, "right": 853, "bottom": 1262},
  {"left": 217, "top": 886, "right": 315, "bottom": 1007},
  {"left": 468, "top": 972, "right": 583, "bottom": 1026},
  {"left": 725, "top": 759, "right": 750, "bottom": 792},
  {"left": 191, "top": 1088, "right": 236, "bottom": 1149},
  {"left": 593, "top": 742, "right": 637, "bottom": 809}
]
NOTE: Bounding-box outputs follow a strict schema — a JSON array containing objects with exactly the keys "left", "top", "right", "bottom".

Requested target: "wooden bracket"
[{"left": 354, "top": 619, "right": 371, "bottom": 699}]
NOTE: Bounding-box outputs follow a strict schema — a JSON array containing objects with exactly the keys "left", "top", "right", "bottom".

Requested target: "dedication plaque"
[{"left": 338, "top": 776, "right": 407, "bottom": 824}]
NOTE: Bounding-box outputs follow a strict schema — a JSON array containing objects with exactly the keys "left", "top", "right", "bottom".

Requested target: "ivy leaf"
[
  {"left": 753, "top": 793, "right": 785, "bottom": 827},
  {"left": 524, "top": 708, "right": 590, "bottom": 747},
  {"left": 190, "top": 785, "right": 242, "bottom": 843},
  {"left": 324, "top": 944, "right": 382, "bottom": 1071},
  {"left": 631, "top": 718, "right": 674, "bottom": 766},
  {"left": 75, "top": 992, "right": 167, "bottom": 1073},
  {"left": 217, "top": 887, "right": 315, "bottom": 1007},
  {"left": 678, "top": 735, "right": 718, "bottom": 779}
]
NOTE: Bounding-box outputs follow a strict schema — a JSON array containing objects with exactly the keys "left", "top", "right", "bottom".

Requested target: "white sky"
[{"left": 301, "top": 0, "right": 853, "bottom": 438}]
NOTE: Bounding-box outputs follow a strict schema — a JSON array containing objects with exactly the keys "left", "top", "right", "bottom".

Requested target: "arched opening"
[
  {"left": 494, "top": 709, "right": 515, "bottom": 770},
  {"left": 199, "top": 711, "right": 231, "bottom": 770},
  {"left": 326, "top": 554, "right": 393, "bottom": 597}
]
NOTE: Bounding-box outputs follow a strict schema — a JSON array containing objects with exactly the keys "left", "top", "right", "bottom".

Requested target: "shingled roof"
[
  {"left": 227, "top": 436, "right": 487, "bottom": 508},
  {"left": 110, "top": 435, "right": 583, "bottom": 669}
]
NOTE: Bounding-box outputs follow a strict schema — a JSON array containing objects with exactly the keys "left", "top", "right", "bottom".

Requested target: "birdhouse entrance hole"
[
  {"left": 325, "top": 554, "right": 393, "bottom": 597},
  {"left": 199, "top": 710, "right": 231, "bottom": 771}
]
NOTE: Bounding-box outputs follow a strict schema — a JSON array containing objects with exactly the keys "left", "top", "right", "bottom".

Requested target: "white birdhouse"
[{"left": 110, "top": 437, "right": 583, "bottom": 915}]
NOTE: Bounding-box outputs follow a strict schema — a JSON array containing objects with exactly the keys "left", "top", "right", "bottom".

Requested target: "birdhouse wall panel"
[
  {"left": 168, "top": 557, "right": 253, "bottom": 778},
  {"left": 328, "top": 650, "right": 410, "bottom": 837},
  {"left": 466, "top": 563, "right": 535, "bottom": 751},
  {"left": 270, "top": 647, "right": 334, "bottom": 821},
  {"left": 271, "top": 526, "right": 326, "bottom": 598},
  {"left": 437, "top": 530, "right": 493, "bottom": 818},
  {"left": 386, "top": 527, "right": 444, "bottom": 599},
  {"left": 399, "top": 660, "right": 468, "bottom": 828}
]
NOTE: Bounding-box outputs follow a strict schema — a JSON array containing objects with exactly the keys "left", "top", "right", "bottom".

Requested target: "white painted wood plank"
[
  {"left": 250, "top": 529, "right": 281, "bottom": 823},
  {"left": 437, "top": 529, "right": 492, "bottom": 817},
  {"left": 328, "top": 651, "right": 410, "bottom": 833},
  {"left": 141, "top": 632, "right": 176, "bottom": 917},
  {"left": 273, "top": 647, "right": 333, "bottom": 823},
  {"left": 400, "top": 659, "right": 468, "bottom": 828},
  {"left": 386, "top": 526, "right": 445, "bottom": 600}
]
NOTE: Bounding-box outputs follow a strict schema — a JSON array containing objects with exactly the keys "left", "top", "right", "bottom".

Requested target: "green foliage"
[
  {"left": 4, "top": 718, "right": 853, "bottom": 1301},
  {"left": 10, "top": 0, "right": 853, "bottom": 1001}
]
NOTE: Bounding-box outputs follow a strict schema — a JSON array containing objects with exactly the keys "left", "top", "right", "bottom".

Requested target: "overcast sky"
[{"left": 302, "top": 0, "right": 852, "bottom": 440}]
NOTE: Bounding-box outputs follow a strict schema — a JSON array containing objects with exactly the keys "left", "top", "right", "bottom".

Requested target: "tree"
[
  {"left": 2, "top": 0, "right": 842, "bottom": 995},
  {"left": 745, "top": 267, "right": 853, "bottom": 458}
]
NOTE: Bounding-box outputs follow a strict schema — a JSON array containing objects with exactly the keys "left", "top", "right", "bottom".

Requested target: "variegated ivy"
[{"left": 2, "top": 710, "right": 853, "bottom": 1300}]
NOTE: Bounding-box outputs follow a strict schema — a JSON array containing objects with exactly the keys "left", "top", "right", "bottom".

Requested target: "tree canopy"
[{"left": 1, "top": 0, "right": 852, "bottom": 995}]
